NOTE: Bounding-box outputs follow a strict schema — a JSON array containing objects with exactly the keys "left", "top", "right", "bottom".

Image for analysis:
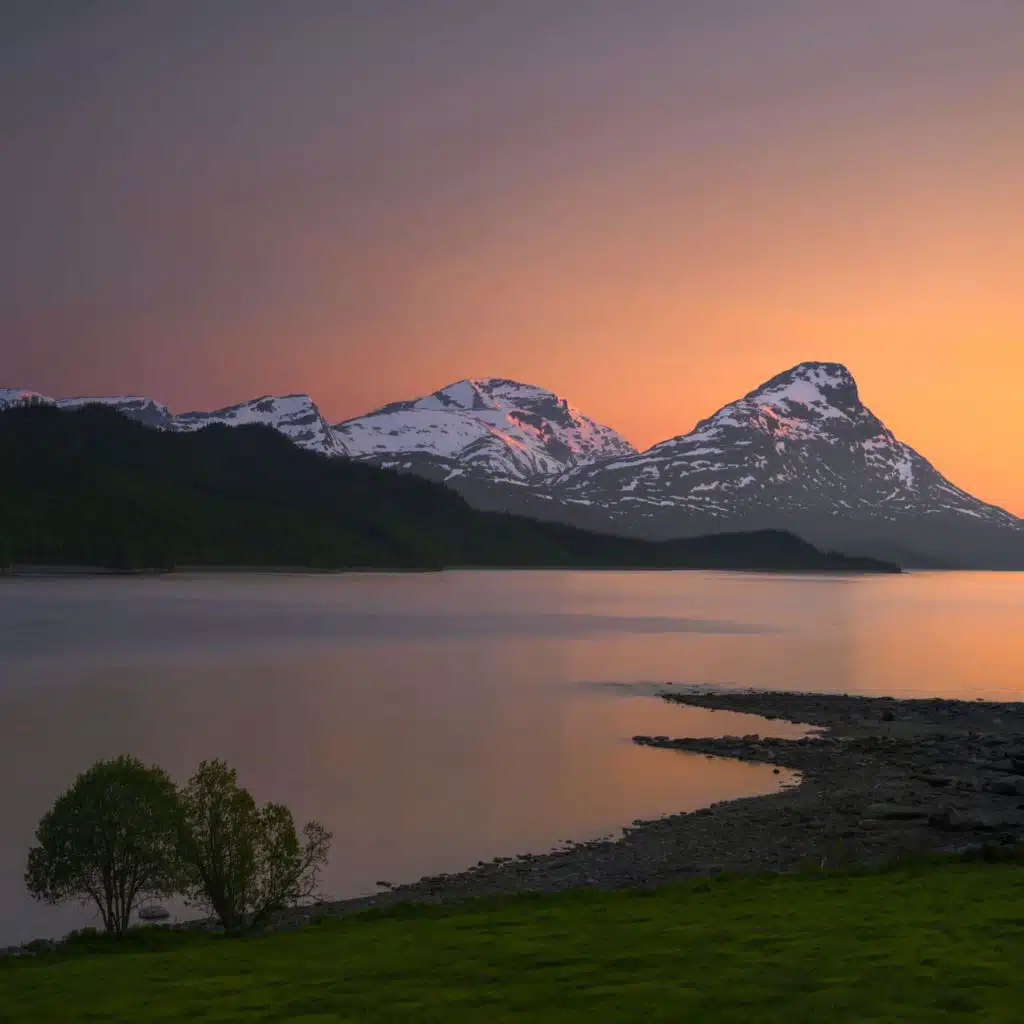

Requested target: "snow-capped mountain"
[
  {"left": 333, "top": 377, "right": 636, "bottom": 481},
  {"left": 0, "top": 388, "right": 53, "bottom": 409},
  {"left": 492, "top": 361, "right": 1020, "bottom": 567},
  {"left": 55, "top": 396, "right": 174, "bottom": 429},
  {"left": 173, "top": 394, "right": 346, "bottom": 457},
  {"left": 551, "top": 362, "right": 1016, "bottom": 526},
  {"left": 4, "top": 363, "right": 1020, "bottom": 566},
  {"left": 0, "top": 390, "right": 345, "bottom": 456}
]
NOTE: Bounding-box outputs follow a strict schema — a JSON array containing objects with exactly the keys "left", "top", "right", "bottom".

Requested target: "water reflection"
[{"left": 0, "top": 569, "right": 1020, "bottom": 943}]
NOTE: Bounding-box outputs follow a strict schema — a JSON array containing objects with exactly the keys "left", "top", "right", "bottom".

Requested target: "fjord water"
[{"left": 1, "top": 571, "right": 1021, "bottom": 944}]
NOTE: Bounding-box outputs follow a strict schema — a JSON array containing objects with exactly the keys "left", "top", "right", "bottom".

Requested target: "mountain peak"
[
  {"left": 426, "top": 377, "right": 556, "bottom": 413},
  {"left": 55, "top": 395, "right": 174, "bottom": 429},
  {"left": 335, "top": 376, "right": 635, "bottom": 480},
  {"left": 773, "top": 360, "right": 855, "bottom": 382},
  {"left": 172, "top": 393, "right": 346, "bottom": 456},
  {"left": 744, "top": 361, "right": 860, "bottom": 410},
  {"left": 679, "top": 361, "right": 868, "bottom": 445},
  {"left": 0, "top": 388, "right": 53, "bottom": 408}
]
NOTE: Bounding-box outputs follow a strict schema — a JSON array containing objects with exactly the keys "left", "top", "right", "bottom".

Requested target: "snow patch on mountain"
[
  {"left": 334, "top": 377, "right": 635, "bottom": 480},
  {"left": 175, "top": 395, "right": 348, "bottom": 457},
  {"left": 56, "top": 396, "right": 174, "bottom": 429},
  {"left": 684, "top": 362, "right": 863, "bottom": 444},
  {"left": 0, "top": 389, "right": 54, "bottom": 409}
]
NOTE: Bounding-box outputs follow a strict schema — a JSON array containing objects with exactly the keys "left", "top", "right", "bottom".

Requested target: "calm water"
[{"left": 1, "top": 569, "right": 1021, "bottom": 944}]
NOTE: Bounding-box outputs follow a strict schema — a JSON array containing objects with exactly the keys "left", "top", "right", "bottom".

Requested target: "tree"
[
  {"left": 25, "top": 756, "right": 181, "bottom": 935},
  {"left": 176, "top": 760, "right": 331, "bottom": 933}
]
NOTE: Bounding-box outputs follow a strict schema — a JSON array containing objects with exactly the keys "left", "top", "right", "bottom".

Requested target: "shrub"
[
  {"left": 25, "top": 756, "right": 180, "bottom": 935},
  {"left": 176, "top": 760, "right": 331, "bottom": 933}
]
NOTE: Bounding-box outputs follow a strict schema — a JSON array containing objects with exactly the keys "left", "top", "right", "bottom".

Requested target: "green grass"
[{"left": 3, "top": 858, "right": 1024, "bottom": 1022}]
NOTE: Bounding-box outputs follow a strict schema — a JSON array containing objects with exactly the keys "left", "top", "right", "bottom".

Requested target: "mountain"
[
  {"left": 56, "top": 396, "right": 174, "bottom": 429},
  {"left": 462, "top": 362, "right": 1021, "bottom": 568},
  {"left": 0, "top": 390, "right": 345, "bottom": 457},
  {"left": 0, "top": 388, "right": 53, "bottom": 409},
  {"left": 333, "top": 377, "right": 636, "bottom": 481},
  {"left": 173, "top": 394, "right": 347, "bottom": 457},
  {"left": 4, "top": 363, "right": 1020, "bottom": 567},
  {"left": 0, "top": 403, "right": 894, "bottom": 572},
  {"left": 552, "top": 362, "right": 1016, "bottom": 525}
]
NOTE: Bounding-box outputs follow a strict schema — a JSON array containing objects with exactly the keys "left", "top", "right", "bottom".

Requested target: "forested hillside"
[{"left": 0, "top": 406, "right": 895, "bottom": 572}]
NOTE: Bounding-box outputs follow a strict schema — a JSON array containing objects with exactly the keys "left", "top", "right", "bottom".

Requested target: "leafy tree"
[
  {"left": 25, "top": 756, "right": 181, "bottom": 935},
  {"left": 177, "top": 760, "right": 331, "bottom": 933}
]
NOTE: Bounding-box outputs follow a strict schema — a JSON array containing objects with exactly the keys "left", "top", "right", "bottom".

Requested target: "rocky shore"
[
  {"left": 299, "top": 689, "right": 1024, "bottom": 924},
  {"left": 11, "top": 689, "right": 1023, "bottom": 954}
]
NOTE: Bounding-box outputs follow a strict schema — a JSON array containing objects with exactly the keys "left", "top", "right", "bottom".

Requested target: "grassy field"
[{"left": 3, "top": 857, "right": 1024, "bottom": 1022}]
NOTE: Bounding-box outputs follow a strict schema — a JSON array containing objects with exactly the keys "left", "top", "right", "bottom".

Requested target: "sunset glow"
[{"left": 4, "top": 2, "right": 1022, "bottom": 513}]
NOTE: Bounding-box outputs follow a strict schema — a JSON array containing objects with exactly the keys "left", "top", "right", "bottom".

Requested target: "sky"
[{"left": 2, "top": 0, "right": 1022, "bottom": 514}]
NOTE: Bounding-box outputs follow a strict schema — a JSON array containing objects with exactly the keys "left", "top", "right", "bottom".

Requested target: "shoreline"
[
  {"left": 9, "top": 688, "right": 1024, "bottom": 949},
  {"left": 1, "top": 565, "right": 899, "bottom": 578},
  {"left": 288, "top": 689, "right": 1024, "bottom": 926}
]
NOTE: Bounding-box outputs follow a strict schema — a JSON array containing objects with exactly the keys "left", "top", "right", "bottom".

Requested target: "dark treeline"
[{"left": 0, "top": 405, "right": 895, "bottom": 572}]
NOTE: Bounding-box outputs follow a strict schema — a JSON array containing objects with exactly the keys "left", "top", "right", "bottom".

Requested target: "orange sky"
[
  {"left": 4, "top": 2, "right": 1022, "bottom": 516},
  {"left": 320, "top": 130, "right": 1023, "bottom": 514}
]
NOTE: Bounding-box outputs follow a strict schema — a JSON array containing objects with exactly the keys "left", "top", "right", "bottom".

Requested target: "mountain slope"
[
  {"left": 0, "top": 389, "right": 345, "bottom": 457},
  {"left": 173, "top": 394, "right": 347, "bottom": 457},
  {"left": 0, "top": 389, "right": 53, "bottom": 409},
  {"left": 334, "top": 377, "right": 635, "bottom": 481},
  {"left": 553, "top": 362, "right": 1015, "bottom": 524},
  {"left": 56, "top": 396, "right": 175, "bottom": 429},
  {"left": 0, "top": 404, "right": 893, "bottom": 572},
  {"left": 3, "top": 364, "right": 1019, "bottom": 567},
  {"left": 517, "top": 362, "right": 1021, "bottom": 567}
]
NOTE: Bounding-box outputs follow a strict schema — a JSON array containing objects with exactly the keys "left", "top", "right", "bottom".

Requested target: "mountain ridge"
[
  {"left": 3, "top": 363, "right": 1020, "bottom": 568},
  {"left": 0, "top": 403, "right": 896, "bottom": 573},
  {"left": 0, "top": 390, "right": 347, "bottom": 457}
]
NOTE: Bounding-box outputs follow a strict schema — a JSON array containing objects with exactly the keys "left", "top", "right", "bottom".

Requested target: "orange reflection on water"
[{"left": 0, "top": 568, "right": 1021, "bottom": 943}]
